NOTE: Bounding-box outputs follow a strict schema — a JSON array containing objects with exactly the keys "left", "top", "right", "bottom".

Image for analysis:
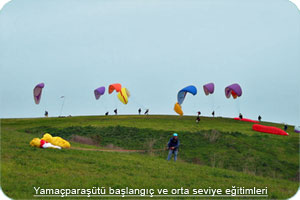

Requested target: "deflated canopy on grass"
[
  {"left": 252, "top": 124, "right": 289, "bottom": 136},
  {"left": 30, "top": 133, "right": 71, "bottom": 149},
  {"left": 33, "top": 83, "right": 45, "bottom": 104},
  {"left": 42, "top": 133, "right": 71, "bottom": 148}
]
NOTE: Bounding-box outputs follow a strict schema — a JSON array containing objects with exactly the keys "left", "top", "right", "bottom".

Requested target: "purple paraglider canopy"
[
  {"left": 295, "top": 126, "right": 300, "bottom": 133},
  {"left": 203, "top": 83, "right": 214, "bottom": 95},
  {"left": 94, "top": 87, "right": 105, "bottom": 100},
  {"left": 33, "top": 83, "right": 45, "bottom": 104},
  {"left": 225, "top": 83, "right": 242, "bottom": 99}
]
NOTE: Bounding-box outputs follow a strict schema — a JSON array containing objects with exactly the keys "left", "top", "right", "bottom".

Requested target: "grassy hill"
[{"left": 1, "top": 115, "right": 299, "bottom": 199}]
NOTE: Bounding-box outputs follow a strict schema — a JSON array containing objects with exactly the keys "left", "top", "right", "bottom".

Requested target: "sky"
[{"left": 0, "top": 0, "right": 300, "bottom": 125}]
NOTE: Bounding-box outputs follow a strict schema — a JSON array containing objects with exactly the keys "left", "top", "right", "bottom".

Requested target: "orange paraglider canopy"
[
  {"left": 108, "top": 83, "right": 122, "bottom": 94},
  {"left": 174, "top": 102, "right": 183, "bottom": 116}
]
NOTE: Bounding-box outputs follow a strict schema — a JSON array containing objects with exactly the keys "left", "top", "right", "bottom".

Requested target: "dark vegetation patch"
[{"left": 24, "top": 125, "right": 299, "bottom": 181}]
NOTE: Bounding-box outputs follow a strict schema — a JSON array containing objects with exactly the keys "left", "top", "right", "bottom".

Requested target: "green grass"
[
  {"left": 24, "top": 125, "right": 299, "bottom": 181},
  {"left": 1, "top": 115, "right": 299, "bottom": 199},
  {"left": 4, "top": 115, "right": 297, "bottom": 136}
]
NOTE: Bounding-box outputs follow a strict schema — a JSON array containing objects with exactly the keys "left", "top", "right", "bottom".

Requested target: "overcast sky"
[{"left": 0, "top": 0, "right": 299, "bottom": 125}]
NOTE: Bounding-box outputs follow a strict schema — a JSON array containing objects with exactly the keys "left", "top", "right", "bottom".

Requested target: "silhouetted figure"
[
  {"left": 212, "top": 111, "right": 215, "bottom": 117},
  {"left": 44, "top": 111, "right": 48, "bottom": 117},
  {"left": 196, "top": 116, "right": 200, "bottom": 123},
  {"left": 284, "top": 124, "right": 288, "bottom": 131},
  {"left": 197, "top": 111, "right": 201, "bottom": 116},
  {"left": 114, "top": 109, "right": 118, "bottom": 115},
  {"left": 144, "top": 109, "right": 149, "bottom": 115},
  {"left": 239, "top": 113, "right": 243, "bottom": 120},
  {"left": 138, "top": 108, "right": 141, "bottom": 115},
  {"left": 258, "top": 115, "right": 262, "bottom": 122},
  {"left": 105, "top": 112, "right": 109, "bottom": 116}
]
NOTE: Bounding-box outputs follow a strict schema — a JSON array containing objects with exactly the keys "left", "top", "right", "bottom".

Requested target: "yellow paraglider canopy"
[
  {"left": 174, "top": 102, "right": 183, "bottom": 116},
  {"left": 30, "top": 138, "right": 42, "bottom": 147},
  {"left": 42, "top": 133, "right": 71, "bottom": 148},
  {"left": 117, "top": 88, "right": 130, "bottom": 104}
]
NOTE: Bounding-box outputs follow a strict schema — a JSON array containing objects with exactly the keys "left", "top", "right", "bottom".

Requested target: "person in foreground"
[{"left": 167, "top": 133, "right": 180, "bottom": 161}]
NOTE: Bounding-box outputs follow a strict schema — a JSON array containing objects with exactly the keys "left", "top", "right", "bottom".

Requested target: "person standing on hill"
[
  {"left": 44, "top": 111, "right": 48, "bottom": 117},
  {"left": 144, "top": 109, "right": 149, "bottom": 115},
  {"left": 239, "top": 113, "right": 243, "bottom": 120},
  {"left": 167, "top": 133, "right": 180, "bottom": 161},
  {"left": 196, "top": 116, "right": 200, "bottom": 123},
  {"left": 284, "top": 124, "right": 288, "bottom": 131},
  {"left": 258, "top": 115, "right": 262, "bottom": 122},
  {"left": 138, "top": 108, "right": 141, "bottom": 115},
  {"left": 105, "top": 112, "right": 109, "bottom": 116},
  {"left": 114, "top": 109, "right": 118, "bottom": 115}
]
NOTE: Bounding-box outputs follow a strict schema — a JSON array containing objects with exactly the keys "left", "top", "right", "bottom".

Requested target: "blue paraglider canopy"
[{"left": 177, "top": 85, "right": 197, "bottom": 105}]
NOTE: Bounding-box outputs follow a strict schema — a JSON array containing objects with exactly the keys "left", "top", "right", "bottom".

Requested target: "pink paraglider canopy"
[
  {"left": 33, "top": 83, "right": 45, "bottom": 104},
  {"left": 225, "top": 83, "right": 242, "bottom": 99},
  {"left": 203, "top": 83, "right": 214, "bottom": 95}
]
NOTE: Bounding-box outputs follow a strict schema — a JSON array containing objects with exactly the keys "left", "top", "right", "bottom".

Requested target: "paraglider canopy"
[
  {"left": 253, "top": 124, "right": 289, "bottom": 136},
  {"left": 225, "top": 83, "right": 242, "bottom": 99},
  {"left": 174, "top": 102, "right": 183, "bottom": 116},
  {"left": 177, "top": 85, "right": 197, "bottom": 105},
  {"left": 108, "top": 83, "right": 122, "bottom": 94},
  {"left": 203, "top": 83, "right": 214, "bottom": 95},
  {"left": 295, "top": 126, "right": 300, "bottom": 133},
  {"left": 234, "top": 117, "right": 259, "bottom": 123},
  {"left": 33, "top": 83, "right": 45, "bottom": 104},
  {"left": 117, "top": 88, "right": 130, "bottom": 104},
  {"left": 94, "top": 87, "right": 105, "bottom": 100}
]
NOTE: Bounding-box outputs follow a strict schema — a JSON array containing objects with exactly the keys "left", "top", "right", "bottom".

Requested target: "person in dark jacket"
[
  {"left": 258, "top": 115, "right": 262, "bottom": 122},
  {"left": 167, "top": 133, "right": 180, "bottom": 161},
  {"left": 105, "top": 112, "right": 109, "bottom": 116},
  {"left": 239, "top": 113, "right": 243, "bottom": 120},
  {"left": 114, "top": 109, "right": 118, "bottom": 115},
  {"left": 196, "top": 116, "right": 200, "bottom": 123},
  {"left": 284, "top": 124, "right": 288, "bottom": 131},
  {"left": 144, "top": 109, "right": 149, "bottom": 115},
  {"left": 138, "top": 108, "right": 141, "bottom": 115},
  {"left": 212, "top": 111, "right": 215, "bottom": 117}
]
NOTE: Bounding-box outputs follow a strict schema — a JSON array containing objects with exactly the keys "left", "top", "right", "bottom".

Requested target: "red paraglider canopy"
[
  {"left": 108, "top": 83, "right": 122, "bottom": 94},
  {"left": 252, "top": 124, "right": 289, "bottom": 136},
  {"left": 234, "top": 118, "right": 259, "bottom": 123},
  {"left": 231, "top": 91, "right": 238, "bottom": 99}
]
